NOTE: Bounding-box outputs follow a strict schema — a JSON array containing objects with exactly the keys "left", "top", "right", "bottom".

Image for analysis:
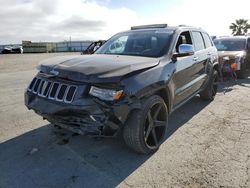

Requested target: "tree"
[{"left": 229, "top": 19, "right": 250, "bottom": 36}]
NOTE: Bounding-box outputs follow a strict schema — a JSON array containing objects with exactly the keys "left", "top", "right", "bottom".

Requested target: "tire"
[
  {"left": 123, "top": 95, "right": 168, "bottom": 154},
  {"left": 237, "top": 63, "right": 248, "bottom": 79},
  {"left": 200, "top": 69, "right": 218, "bottom": 101}
]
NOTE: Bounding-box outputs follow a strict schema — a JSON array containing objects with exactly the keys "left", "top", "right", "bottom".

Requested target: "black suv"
[{"left": 25, "top": 24, "right": 219, "bottom": 154}]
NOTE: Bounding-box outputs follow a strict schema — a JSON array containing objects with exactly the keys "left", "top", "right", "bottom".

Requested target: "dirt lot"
[{"left": 0, "top": 53, "right": 250, "bottom": 188}]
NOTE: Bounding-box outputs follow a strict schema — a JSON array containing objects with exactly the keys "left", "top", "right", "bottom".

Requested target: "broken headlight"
[{"left": 89, "top": 86, "right": 123, "bottom": 101}]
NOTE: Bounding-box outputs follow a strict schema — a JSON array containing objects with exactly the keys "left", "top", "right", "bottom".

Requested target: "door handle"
[
  {"left": 193, "top": 57, "right": 199, "bottom": 61},
  {"left": 207, "top": 52, "right": 212, "bottom": 56}
]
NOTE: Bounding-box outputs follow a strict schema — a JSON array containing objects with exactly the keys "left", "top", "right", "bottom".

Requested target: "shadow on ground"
[
  {"left": 0, "top": 96, "right": 212, "bottom": 188},
  {"left": 217, "top": 77, "right": 250, "bottom": 94}
]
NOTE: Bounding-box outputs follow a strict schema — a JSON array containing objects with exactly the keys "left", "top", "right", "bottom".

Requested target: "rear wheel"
[
  {"left": 200, "top": 69, "right": 218, "bottom": 101},
  {"left": 123, "top": 95, "right": 168, "bottom": 154}
]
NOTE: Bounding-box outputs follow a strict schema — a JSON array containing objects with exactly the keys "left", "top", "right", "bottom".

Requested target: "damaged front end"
[
  {"left": 219, "top": 55, "right": 243, "bottom": 73},
  {"left": 24, "top": 72, "right": 134, "bottom": 137}
]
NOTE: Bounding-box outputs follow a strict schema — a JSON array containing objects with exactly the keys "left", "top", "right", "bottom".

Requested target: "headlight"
[
  {"left": 89, "top": 86, "right": 123, "bottom": 101},
  {"left": 222, "top": 56, "right": 229, "bottom": 61},
  {"left": 235, "top": 56, "right": 245, "bottom": 70},
  {"left": 235, "top": 56, "right": 241, "bottom": 63}
]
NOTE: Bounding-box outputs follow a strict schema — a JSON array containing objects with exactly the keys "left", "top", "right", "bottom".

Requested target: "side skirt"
[{"left": 170, "top": 88, "right": 203, "bottom": 114}]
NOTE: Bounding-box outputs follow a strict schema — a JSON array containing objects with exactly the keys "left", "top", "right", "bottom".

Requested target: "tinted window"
[
  {"left": 175, "top": 31, "right": 192, "bottom": 52},
  {"left": 96, "top": 30, "right": 174, "bottom": 58},
  {"left": 214, "top": 38, "right": 246, "bottom": 51},
  {"left": 192, "top": 31, "right": 205, "bottom": 51},
  {"left": 202, "top": 33, "right": 213, "bottom": 48}
]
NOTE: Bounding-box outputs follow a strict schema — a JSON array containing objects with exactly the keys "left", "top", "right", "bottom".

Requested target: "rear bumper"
[{"left": 25, "top": 90, "right": 131, "bottom": 136}]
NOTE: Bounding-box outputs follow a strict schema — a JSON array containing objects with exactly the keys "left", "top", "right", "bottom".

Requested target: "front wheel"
[
  {"left": 123, "top": 95, "right": 168, "bottom": 154},
  {"left": 200, "top": 69, "right": 218, "bottom": 101}
]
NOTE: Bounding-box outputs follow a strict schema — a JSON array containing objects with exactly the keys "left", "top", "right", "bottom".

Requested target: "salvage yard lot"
[{"left": 0, "top": 53, "right": 250, "bottom": 188}]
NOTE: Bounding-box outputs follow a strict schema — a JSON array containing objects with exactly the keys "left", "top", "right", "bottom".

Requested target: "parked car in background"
[
  {"left": 214, "top": 36, "right": 250, "bottom": 78},
  {"left": 81, "top": 40, "right": 106, "bottom": 55},
  {"left": 1, "top": 46, "right": 23, "bottom": 54},
  {"left": 1, "top": 47, "right": 12, "bottom": 54},
  {"left": 25, "top": 24, "right": 218, "bottom": 154}
]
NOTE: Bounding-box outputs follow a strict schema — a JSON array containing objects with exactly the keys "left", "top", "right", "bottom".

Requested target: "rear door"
[
  {"left": 202, "top": 32, "right": 218, "bottom": 73},
  {"left": 189, "top": 31, "right": 208, "bottom": 91}
]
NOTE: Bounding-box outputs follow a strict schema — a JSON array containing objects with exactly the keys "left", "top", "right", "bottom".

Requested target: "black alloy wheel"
[
  {"left": 200, "top": 69, "right": 218, "bottom": 101},
  {"left": 123, "top": 95, "right": 168, "bottom": 154},
  {"left": 144, "top": 102, "right": 167, "bottom": 149}
]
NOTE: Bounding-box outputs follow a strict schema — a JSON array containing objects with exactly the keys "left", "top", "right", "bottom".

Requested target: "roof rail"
[
  {"left": 178, "top": 24, "right": 194, "bottom": 27},
  {"left": 131, "top": 24, "right": 168, "bottom": 30}
]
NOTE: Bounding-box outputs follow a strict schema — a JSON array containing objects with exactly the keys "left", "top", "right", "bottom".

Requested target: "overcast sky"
[{"left": 0, "top": 0, "right": 250, "bottom": 44}]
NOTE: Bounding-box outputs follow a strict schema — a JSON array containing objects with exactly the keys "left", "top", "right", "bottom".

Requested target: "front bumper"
[
  {"left": 24, "top": 76, "right": 132, "bottom": 136},
  {"left": 219, "top": 57, "right": 242, "bottom": 73}
]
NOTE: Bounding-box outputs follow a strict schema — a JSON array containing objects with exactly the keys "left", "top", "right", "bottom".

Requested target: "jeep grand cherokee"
[{"left": 25, "top": 24, "right": 219, "bottom": 154}]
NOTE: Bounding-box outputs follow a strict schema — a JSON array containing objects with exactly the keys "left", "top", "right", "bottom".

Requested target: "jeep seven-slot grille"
[{"left": 28, "top": 77, "right": 77, "bottom": 103}]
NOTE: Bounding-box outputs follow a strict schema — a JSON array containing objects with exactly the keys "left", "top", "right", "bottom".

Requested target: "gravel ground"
[{"left": 0, "top": 53, "right": 249, "bottom": 188}]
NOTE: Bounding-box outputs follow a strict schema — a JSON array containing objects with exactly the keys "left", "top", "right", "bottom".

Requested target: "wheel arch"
[
  {"left": 213, "top": 62, "right": 220, "bottom": 72},
  {"left": 154, "top": 88, "right": 171, "bottom": 113},
  {"left": 136, "top": 86, "right": 172, "bottom": 114},
  {"left": 130, "top": 84, "right": 172, "bottom": 114}
]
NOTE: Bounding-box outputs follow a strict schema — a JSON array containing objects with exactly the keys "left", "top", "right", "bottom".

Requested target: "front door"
[{"left": 172, "top": 31, "right": 197, "bottom": 106}]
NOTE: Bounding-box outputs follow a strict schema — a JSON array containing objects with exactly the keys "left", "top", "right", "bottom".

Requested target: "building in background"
[
  {"left": 55, "top": 41, "right": 92, "bottom": 52},
  {"left": 21, "top": 40, "right": 93, "bottom": 53},
  {"left": 22, "top": 41, "right": 56, "bottom": 53}
]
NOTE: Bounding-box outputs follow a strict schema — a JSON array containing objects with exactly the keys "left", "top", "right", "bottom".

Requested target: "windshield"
[
  {"left": 214, "top": 38, "right": 246, "bottom": 51},
  {"left": 95, "top": 30, "right": 174, "bottom": 58}
]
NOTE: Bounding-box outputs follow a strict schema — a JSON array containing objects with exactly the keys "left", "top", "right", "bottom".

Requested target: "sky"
[{"left": 0, "top": 0, "right": 250, "bottom": 44}]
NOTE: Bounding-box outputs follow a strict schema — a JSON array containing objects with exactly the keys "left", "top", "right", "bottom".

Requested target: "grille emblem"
[{"left": 50, "top": 70, "right": 59, "bottom": 76}]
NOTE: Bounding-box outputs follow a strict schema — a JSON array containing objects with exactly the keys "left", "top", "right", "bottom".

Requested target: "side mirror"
[{"left": 173, "top": 44, "right": 195, "bottom": 58}]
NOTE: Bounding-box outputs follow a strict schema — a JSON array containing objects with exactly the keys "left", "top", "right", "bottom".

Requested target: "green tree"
[{"left": 230, "top": 19, "right": 250, "bottom": 35}]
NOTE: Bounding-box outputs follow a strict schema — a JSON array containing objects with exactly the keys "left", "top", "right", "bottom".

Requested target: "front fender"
[{"left": 121, "top": 61, "right": 175, "bottom": 110}]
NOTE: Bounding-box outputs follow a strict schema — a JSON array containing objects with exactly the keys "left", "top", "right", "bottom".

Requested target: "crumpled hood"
[
  {"left": 38, "top": 54, "right": 159, "bottom": 83},
  {"left": 218, "top": 51, "right": 246, "bottom": 58}
]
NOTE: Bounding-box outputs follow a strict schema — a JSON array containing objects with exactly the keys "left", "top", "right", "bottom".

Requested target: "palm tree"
[{"left": 230, "top": 19, "right": 250, "bottom": 35}]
